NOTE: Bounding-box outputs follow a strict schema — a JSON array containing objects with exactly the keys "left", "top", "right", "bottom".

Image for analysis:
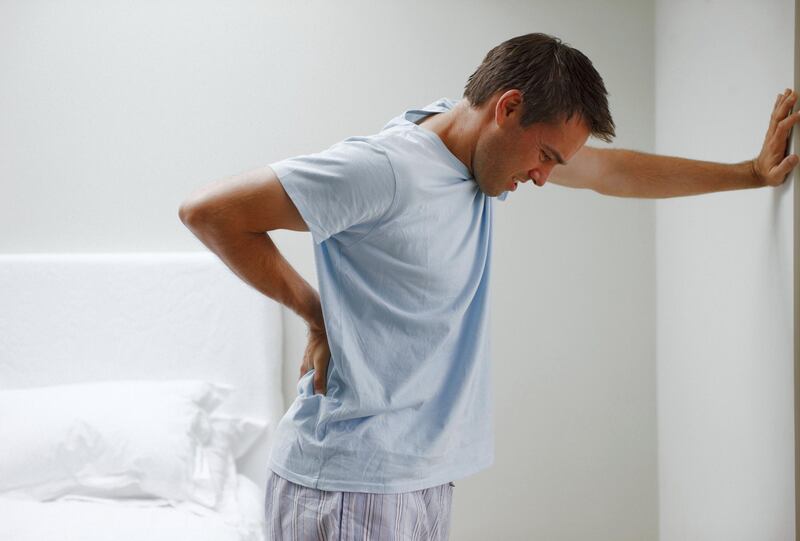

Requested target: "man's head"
[{"left": 462, "top": 32, "right": 615, "bottom": 196}]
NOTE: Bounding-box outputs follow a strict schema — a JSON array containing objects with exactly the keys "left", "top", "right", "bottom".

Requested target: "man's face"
[{"left": 472, "top": 109, "right": 591, "bottom": 197}]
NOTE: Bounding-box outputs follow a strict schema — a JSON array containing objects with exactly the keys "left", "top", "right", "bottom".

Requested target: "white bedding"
[
  {"left": 0, "top": 474, "right": 266, "bottom": 541},
  {"left": 0, "top": 252, "right": 287, "bottom": 489},
  {"left": 0, "top": 252, "right": 284, "bottom": 541}
]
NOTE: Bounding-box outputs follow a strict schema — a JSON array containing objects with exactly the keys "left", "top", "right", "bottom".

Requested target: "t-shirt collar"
[{"left": 403, "top": 97, "right": 473, "bottom": 180}]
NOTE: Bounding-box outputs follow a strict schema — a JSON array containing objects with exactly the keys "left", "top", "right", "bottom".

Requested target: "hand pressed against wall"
[{"left": 753, "top": 88, "right": 800, "bottom": 187}]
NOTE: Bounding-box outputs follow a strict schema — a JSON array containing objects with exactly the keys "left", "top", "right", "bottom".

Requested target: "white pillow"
[
  {"left": 203, "top": 415, "right": 269, "bottom": 514},
  {"left": 52, "top": 416, "right": 269, "bottom": 525},
  {"left": 0, "top": 379, "right": 234, "bottom": 507},
  {"left": 210, "top": 415, "right": 270, "bottom": 460}
]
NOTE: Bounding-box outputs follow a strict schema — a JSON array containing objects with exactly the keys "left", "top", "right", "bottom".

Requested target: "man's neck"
[
  {"left": 414, "top": 101, "right": 480, "bottom": 176},
  {"left": 416, "top": 113, "right": 438, "bottom": 128}
]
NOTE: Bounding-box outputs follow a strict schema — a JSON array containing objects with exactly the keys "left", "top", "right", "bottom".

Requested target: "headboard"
[{"left": 0, "top": 251, "right": 285, "bottom": 489}]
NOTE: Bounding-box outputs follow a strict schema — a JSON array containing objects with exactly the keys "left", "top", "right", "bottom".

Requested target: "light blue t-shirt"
[{"left": 266, "top": 97, "right": 510, "bottom": 494}]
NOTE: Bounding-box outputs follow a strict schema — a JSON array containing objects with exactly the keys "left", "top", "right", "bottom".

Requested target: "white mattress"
[{"left": 0, "top": 474, "right": 266, "bottom": 541}]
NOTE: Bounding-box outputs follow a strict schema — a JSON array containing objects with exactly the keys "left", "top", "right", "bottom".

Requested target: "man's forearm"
[
  {"left": 182, "top": 217, "right": 325, "bottom": 331},
  {"left": 599, "top": 148, "right": 764, "bottom": 198}
]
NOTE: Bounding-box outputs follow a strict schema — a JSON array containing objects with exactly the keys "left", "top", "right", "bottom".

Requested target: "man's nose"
[{"left": 528, "top": 167, "right": 553, "bottom": 186}]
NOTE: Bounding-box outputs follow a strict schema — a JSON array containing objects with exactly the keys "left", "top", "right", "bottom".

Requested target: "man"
[{"left": 179, "top": 32, "right": 796, "bottom": 540}]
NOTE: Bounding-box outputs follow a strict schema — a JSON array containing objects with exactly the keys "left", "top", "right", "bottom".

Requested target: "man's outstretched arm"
[{"left": 550, "top": 88, "right": 800, "bottom": 198}]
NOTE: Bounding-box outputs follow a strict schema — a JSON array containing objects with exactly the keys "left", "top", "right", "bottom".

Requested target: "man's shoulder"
[{"left": 333, "top": 128, "right": 421, "bottom": 167}]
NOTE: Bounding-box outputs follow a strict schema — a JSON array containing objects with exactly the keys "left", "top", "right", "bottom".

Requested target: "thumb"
[
  {"left": 313, "top": 370, "right": 326, "bottom": 396},
  {"left": 775, "top": 153, "right": 799, "bottom": 183}
]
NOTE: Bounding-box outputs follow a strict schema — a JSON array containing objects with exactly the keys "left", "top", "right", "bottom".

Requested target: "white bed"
[{"left": 0, "top": 251, "right": 287, "bottom": 541}]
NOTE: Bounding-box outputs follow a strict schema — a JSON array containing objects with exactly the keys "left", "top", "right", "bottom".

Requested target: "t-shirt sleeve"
[{"left": 268, "top": 137, "right": 397, "bottom": 245}]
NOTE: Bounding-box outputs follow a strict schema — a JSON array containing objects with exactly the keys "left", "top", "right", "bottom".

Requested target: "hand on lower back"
[{"left": 299, "top": 326, "right": 331, "bottom": 396}]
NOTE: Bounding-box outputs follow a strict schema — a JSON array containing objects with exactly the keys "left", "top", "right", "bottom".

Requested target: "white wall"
[
  {"left": 0, "top": 1, "right": 657, "bottom": 539},
  {"left": 654, "top": 0, "right": 796, "bottom": 539}
]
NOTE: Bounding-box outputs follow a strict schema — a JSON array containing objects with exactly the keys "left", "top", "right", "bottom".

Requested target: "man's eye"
[{"left": 540, "top": 152, "right": 550, "bottom": 162}]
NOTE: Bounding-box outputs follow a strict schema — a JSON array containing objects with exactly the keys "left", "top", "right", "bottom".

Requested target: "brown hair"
[{"left": 463, "top": 32, "right": 616, "bottom": 143}]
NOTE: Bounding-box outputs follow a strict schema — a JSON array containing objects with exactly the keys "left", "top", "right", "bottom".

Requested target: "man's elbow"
[
  {"left": 178, "top": 203, "right": 193, "bottom": 225},
  {"left": 178, "top": 201, "right": 217, "bottom": 233},
  {"left": 178, "top": 202, "right": 200, "bottom": 227}
]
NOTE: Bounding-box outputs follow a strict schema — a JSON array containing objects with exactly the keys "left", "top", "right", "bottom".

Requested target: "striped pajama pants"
[{"left": 263, "top": 468, "right": 455, "bottom": 540}]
